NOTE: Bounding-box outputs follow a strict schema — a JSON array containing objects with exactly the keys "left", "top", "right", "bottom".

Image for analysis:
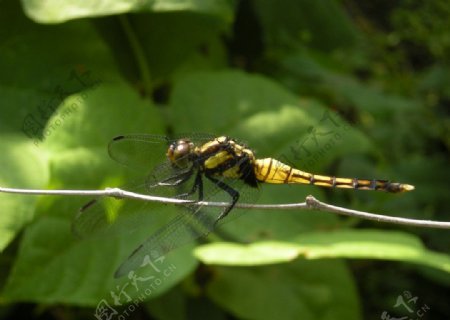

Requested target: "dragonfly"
[{"left": 73, "top": 134, "right": 414, "bottom": 278}]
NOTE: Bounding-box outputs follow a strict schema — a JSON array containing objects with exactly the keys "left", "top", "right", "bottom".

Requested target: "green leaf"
[
  {"left": 3, "top": 215, "right": 197, "bottom": 305},
  {"left": 170, "top": 70, "right": 372, "bottom": 167},
  {"left": 43, "top": 82, "right": 160, "bottom": 151},
  {"left": 0, "top": 2, "right": 119, "bottom": 136},
  {"left": 40, "top": 81, "right": 166, "bottom": 193},
  {"left": 0, "top": 136, "right": 48, "bottom": 250},
  {"left": 207, "top": 260, "right": 360, "bottom": 320},
  {"left": 281, "top": 52, "right": 420, "bottom": 115},
  {"left": 129, "top": 12, "right": 228, "bottom": 79},
  {"left": 21, "top": 0, "right": 235, "bottom": 24},
  {"left": 1, "top": 80, "right": 201, "bottom": 305},
  {"left": 253, "top": 0, "right": 361, "bottom": 51},
  {"left": 195, "top": 230, "right": 450, "bottom": 273}
]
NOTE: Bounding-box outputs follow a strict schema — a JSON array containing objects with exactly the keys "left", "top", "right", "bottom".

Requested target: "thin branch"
[
  {"left": 1, "top": 186, "right": 449, "bottom": 229},
  {"left": 0, "top": 187, "right": 191, "bottom": 205}
]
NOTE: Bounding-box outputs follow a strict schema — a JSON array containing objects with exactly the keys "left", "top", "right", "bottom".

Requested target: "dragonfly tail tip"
[{"left": 402, "top": 184, "right": 415, "bottom": 192}]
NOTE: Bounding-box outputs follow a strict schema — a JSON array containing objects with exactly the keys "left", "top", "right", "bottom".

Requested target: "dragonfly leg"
[
  {"left": 197, "top": 172, "right": 204, "bottom": 200},
  {"left": 205, "top": 175, "right": 240, "bottom": 224},
  {"left": 176, "top": 170, "right": 203, "bottom": 199},
  {"left": 157, "top": 168, "right": 193, "bottom": 186}
]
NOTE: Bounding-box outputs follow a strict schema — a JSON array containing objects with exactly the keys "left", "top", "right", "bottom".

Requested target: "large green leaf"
[
  {"left": 21, "top": 0, "right": 235, "bottom": 24},
  {"left": 0, "top": 1, "right": 119, "bottom": 136},
  {"left": 253, "top": 0, "right": 360, "bottom": 51},
  {"left": 0, "top": 136, "right": 48, "bottom": 251},
  {"left": 280, "top": 51, "right": 420, "bottom": 116},
  {"left": 0, "top": 5, "right": 189, "bottom": 301},
  {"left": 207, "top": 260, "right": 361, "bottom": 320},
  {"left": 91, "top": 12, "right": 228, "bottom": 88},
  {"left": 0, "top": 2, "right": 116, "bottom": 250},
  {"left": 3, "top": 215, "right": 197, "bottom": 305},
  {"left": 1, "top": 81, "right": 202, "bottom": 305},
  {"left": 170, "top": 71, "right": 372, "bottom": 166},
  {"left": 195, "top": 230, "right": 450, "bottom": 273}
]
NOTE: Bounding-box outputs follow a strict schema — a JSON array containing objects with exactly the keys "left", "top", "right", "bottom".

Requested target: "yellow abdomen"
[{"left": 254, "top": 158, "right": 414, "bottom": 193}]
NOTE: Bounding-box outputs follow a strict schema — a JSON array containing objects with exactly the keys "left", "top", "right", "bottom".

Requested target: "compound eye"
[
  {"left": 167, "top": 139, "right": 193, "bottom": 167},
  {"left": 175, "top": 141, "right": 190, "bottom": 157}
]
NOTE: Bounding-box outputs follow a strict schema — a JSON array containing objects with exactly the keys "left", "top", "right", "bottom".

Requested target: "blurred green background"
[{"left": 0, "top": 0, "right": 449, "bottom": 319}]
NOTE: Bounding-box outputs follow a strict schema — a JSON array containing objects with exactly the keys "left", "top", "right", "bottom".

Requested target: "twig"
[
  {"left": 0, "top": 186, "right": 449, "bottom": 229},
  {"left": 0, "top": 187, "right": 191, "bottom": 205}
]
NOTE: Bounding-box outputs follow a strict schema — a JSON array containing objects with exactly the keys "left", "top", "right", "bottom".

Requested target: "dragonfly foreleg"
[
  {"left": 175, "top": 170, "right": 204, "bottom": 200},
  {"left": 157, "top": 168, "right": 193, "bottom": 187},
  {"left": 205, "top": 175, "right": 240, "bottom": 224}
]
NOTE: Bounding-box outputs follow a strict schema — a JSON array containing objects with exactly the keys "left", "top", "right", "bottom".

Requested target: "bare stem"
[{"left": 1, "top": 186, "right": 449, "bottom": 229}]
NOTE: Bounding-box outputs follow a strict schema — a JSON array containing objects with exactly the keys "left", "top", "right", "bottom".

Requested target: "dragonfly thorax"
[
  {"left": 167, "top": 139, "right": 195, "bottom": 168},
  {"left": 195, "top": 136, "right": 259, "bottom": 187}
]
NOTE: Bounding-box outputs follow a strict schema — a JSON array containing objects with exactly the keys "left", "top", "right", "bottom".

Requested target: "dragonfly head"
[{"left": 167, "top": 139, "right": 195, "bottom": 168}]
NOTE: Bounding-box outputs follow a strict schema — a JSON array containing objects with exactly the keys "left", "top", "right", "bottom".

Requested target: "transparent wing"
[
  {"left": 73, "top": 133, "right": 214, "bottom": 237},
  {"left": 108, "top": 133, "right": 215, "bottom": 171},
  {"left": 113, "top": 161, "right": 260, "bottom": 278},
  {"left": 72, "top": 177, "right": 163, "bottom": 239},
  {"left": 107, "top": 134, "right": 170, "bottom": 171}
]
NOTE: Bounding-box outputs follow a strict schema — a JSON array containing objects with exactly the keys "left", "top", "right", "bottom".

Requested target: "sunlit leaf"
[
  {"left": 21, "top": 0, "right": 234, "bottom": 24},
  {"left": 195, "top": 230, "right": 450, "bottom": 273}
]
